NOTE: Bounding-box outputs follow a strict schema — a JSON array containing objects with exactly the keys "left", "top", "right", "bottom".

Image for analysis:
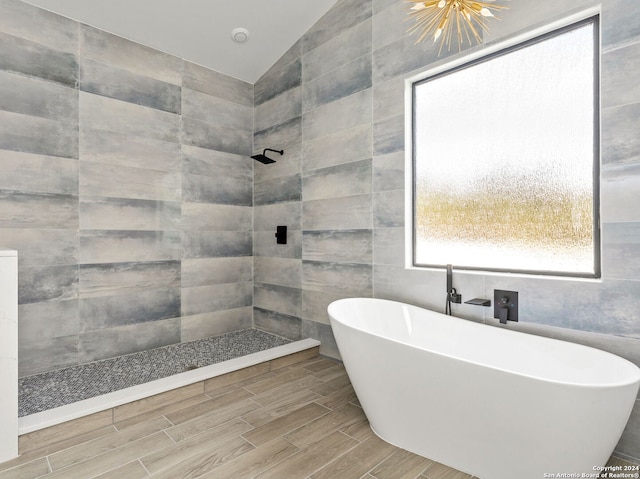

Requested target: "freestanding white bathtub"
[{"left": 328, "top": 298, "right": 640, "bottom": 479}]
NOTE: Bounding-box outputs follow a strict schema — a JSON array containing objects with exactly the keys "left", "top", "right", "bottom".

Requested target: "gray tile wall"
[
  {"left": 0, "top": 0, "right": 254, "bottom": 376},
  {"left": 254, "top": 0, "right": 640, "bottom": 461}
]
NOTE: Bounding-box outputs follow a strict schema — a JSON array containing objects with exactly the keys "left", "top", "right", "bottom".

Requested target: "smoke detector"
[{"left": 231, "top": 28, "right": 250, "bottom": 43}]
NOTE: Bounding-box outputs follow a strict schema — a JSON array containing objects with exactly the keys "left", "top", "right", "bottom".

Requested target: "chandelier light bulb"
[{"left": 406, "top": 0, "right": 507, "bottom": 53}]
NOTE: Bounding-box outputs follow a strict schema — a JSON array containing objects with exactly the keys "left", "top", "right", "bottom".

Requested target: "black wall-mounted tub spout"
[{"left": 251, "top": 148, "right": 283, "bottom": 164}]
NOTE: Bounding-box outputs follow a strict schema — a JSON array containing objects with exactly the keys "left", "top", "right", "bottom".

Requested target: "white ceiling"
[{"left": 23, "top": 0, "right": 338, "bottom": 83}]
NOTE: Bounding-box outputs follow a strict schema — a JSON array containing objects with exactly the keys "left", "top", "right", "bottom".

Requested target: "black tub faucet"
[{"left": 445, "top": 264, "right": 461, "bottom": 315}]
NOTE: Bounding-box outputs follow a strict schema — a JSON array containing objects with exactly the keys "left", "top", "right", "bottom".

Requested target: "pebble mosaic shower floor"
[{"left": 18, "top": 329, "right": 291, "bottom": 417}]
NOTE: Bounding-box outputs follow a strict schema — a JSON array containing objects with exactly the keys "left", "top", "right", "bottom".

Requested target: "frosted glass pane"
[{"left": 413, "top": 21, "right": 597, "bottom": 275}]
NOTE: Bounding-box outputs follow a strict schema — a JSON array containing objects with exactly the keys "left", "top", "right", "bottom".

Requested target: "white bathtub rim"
[
  {"left": 18, "top": 338, "right": 320, "bottom": 435},
  {"left": 328, "top": 297, "right": 640, "bottom": 390}
]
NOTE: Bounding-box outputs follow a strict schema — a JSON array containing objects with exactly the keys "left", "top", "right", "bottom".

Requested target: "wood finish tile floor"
[{"left": 1, "top": 355, "right": 637, "bottom": 479}]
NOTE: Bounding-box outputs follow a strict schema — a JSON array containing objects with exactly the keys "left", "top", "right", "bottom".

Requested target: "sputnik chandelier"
[{"left": 407, "top": 0, "right": 507, "bottom": 53}]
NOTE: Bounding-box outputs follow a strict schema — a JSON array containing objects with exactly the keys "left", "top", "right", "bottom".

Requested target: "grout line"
[
  {"left": 45, "top": 456, "right": 53, "bottom": 475},
  {"left": 137, "top": 458, "right": 152, "bottom": 477},
  {"left": 162, "top": 415, "right": 177, "bottom": 430}
]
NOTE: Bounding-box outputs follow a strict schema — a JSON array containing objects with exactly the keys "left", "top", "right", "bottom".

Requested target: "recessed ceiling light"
[{"left": 231, "top": 27, "right": 250, "bottom": 43}]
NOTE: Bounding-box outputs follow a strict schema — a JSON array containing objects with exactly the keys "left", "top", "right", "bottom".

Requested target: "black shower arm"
[{"left": 263, "top": 148, "right": 283, "bottom": 156}]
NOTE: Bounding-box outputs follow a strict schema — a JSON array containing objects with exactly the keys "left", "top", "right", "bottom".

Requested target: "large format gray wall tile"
[
  {"left": 254, "top": 201, "right": 303, "bottom": 263},
  {"left": 303, "top": 230, "right": 373, "bottom": 263},
  {"left": 254, "top": 174, "right": 301, "bottom": 206},
  {"left": 373, "top": 113, "right": 404, "bottom": 155},
  {"left": 19, "top": 334, "right": 79, "bottom": 377},
  {"left": 303, "top": 18, "right": 372, "bottom": 81},
  {"left": 374, "top": 150, "right": 404, "bottom": 192},
  {"left": 255, "top": 87, "right": 301, "bottom": 133},
  {"left": 254, "top": 283, "right": 302, "bottom": 318},
  {"left": 602, "top": 102, "right": 640, "bottom": 165},
  {"left": 80, "top": 59, "right": 182, "bottom": 114},
  {"left": 254, "top": 202, "right": 302, "bottom": 231},
  {"left": 18, "top": 300, "right": 79, "bottom": 346},
  {"left": 0, "top": 109, "right": 78, "bottom": 159},
  {"left": 78, "top": 317, "right": 181, "bottom": 363},
  {"left": 181, "top": 307, "right": 253, "bottom": 342},
  {"left": 603, "top": 222, "right": 640, "bottom": 280},
  {"left": 0, "top": 228, "right": 78, "bottom": 268},
  {"left": 602, "top": 42, "right": 640, "bottom": 110},
  {"left": 601, "top": 163, "right": 640, "bottom": 223},
  {"left": 182, "top": 203, "right": 251, "bottom": 232},
  {"left": 301, "top": 290, "right": 350, "bottom": 325},
  {"left": 372, "top": 0, "right": 407, "bottom": 51},
  {"left": 80, "top": 231, "right": 182, "bottom": 264},
  {"left": 302, "top": 159, "right": 371, "bottom": 201},
  {"left": 80, "top": 129, "right": 181, "bottom": 171},
  {"left": 183, "top": 61, "right": 253, "bottom": 107},
  {"left": 0, "top": 31, "right": 77, "bottom": 87},
  {"left": 373, "top": 227, "right": 404, "bottom": 266},
  {"left": 254, "top": 307, "right": 302, "bottom": 340},
  {"left": 254, "top": 41, "right": 302, "bottom": 106},
  {"left": 79, "top": 288, "right": 181, "bottom": 332},
  {"left": 303, "top": 194, "right": 373, "bottom": 230},
  {"left": 602, "top": 0, "right": 640, "bottom": 50},
  {"left": 303, "top": 88, "right": 372, "bottom": 142},
  {"left": 0, "top": 191, "right": 78, "bottom": 228},
  {"left": 79, "top": 162, "right": 181, "bottom": 202},
  {"left": 302, "top": 260, "right": 373, "bottom": 296},
  {"left": 181, "top": 257, "right": 253, "bottom": 288},
  {"left": 181, "top": 282, "right": 252, "bottom": 316},
  {"left": 254, "top": 257, "right": 301, "bottom": 289},
  {"left": 182, "top": 145, "right": 252, "bottom": 206},
  {"left": 81, "top": 25, "right": 182, "bottom": 85},
  {"left": 182, "top": 87, "right": 252, "bottom": 131},
  {"left": 254, "top": 229, "right": 302, "bottom": 259},
  {"left": 0, "top": 0, "right": 78, "bottom": 53},
  {"left": 302, "top": 55, "right": 372, "bottom": 112},
  {"left": 303, "top": 123, "right": 372, "bottom": 172},
  {"left": 302, "top": 0, "right": 372, "bottom": 54},
  {"left": 80, "top": 92, "right": 180, "bottom": 143},
  {"left": 0, "top": 151, "right": 78, "bottom": 195},
  {"left": 182, "top": 231, "right": 252, "bottom": 258},
  {"left": 79, "top": 261, "right": 181, "bottom": 298},
  {"left": 254, "top": 117, "right": 303, "bottom": 161},
  {"left": 80, "top": 197, "right": 181, "bottom": 231},
  {"left": 19, "top": 265, "right": 78, "bottom": 304},
  {"left": 485, "top": 0, "right": 595, "bottom": 45},
  {"left": 373, "top": 35, "right": 433, "bottom": 83},
  {"left": 0, "top": 70, "right": 78, "bottom": 122},
  {"left": 182, "top": 116, "right": 252, "bottom": 156}
]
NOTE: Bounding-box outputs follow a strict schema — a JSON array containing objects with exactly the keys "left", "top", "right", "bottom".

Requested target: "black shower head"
[{"left": 251, "top": 148, "right": 283, "bottom": 164}]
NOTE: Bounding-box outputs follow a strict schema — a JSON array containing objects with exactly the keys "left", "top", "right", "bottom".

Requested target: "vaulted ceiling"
[{"left": 23, "top": 0, "right": 338, "bottom": 83}]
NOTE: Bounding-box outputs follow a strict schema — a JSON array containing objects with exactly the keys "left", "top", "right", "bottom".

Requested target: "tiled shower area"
[{"left": 0, "top": 0, "right": 256, "bottom": 378}]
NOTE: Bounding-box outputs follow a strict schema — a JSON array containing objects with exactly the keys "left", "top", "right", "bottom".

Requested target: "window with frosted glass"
[{"left": 411, "top": 17, "right": 600, "bottom": 277}]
